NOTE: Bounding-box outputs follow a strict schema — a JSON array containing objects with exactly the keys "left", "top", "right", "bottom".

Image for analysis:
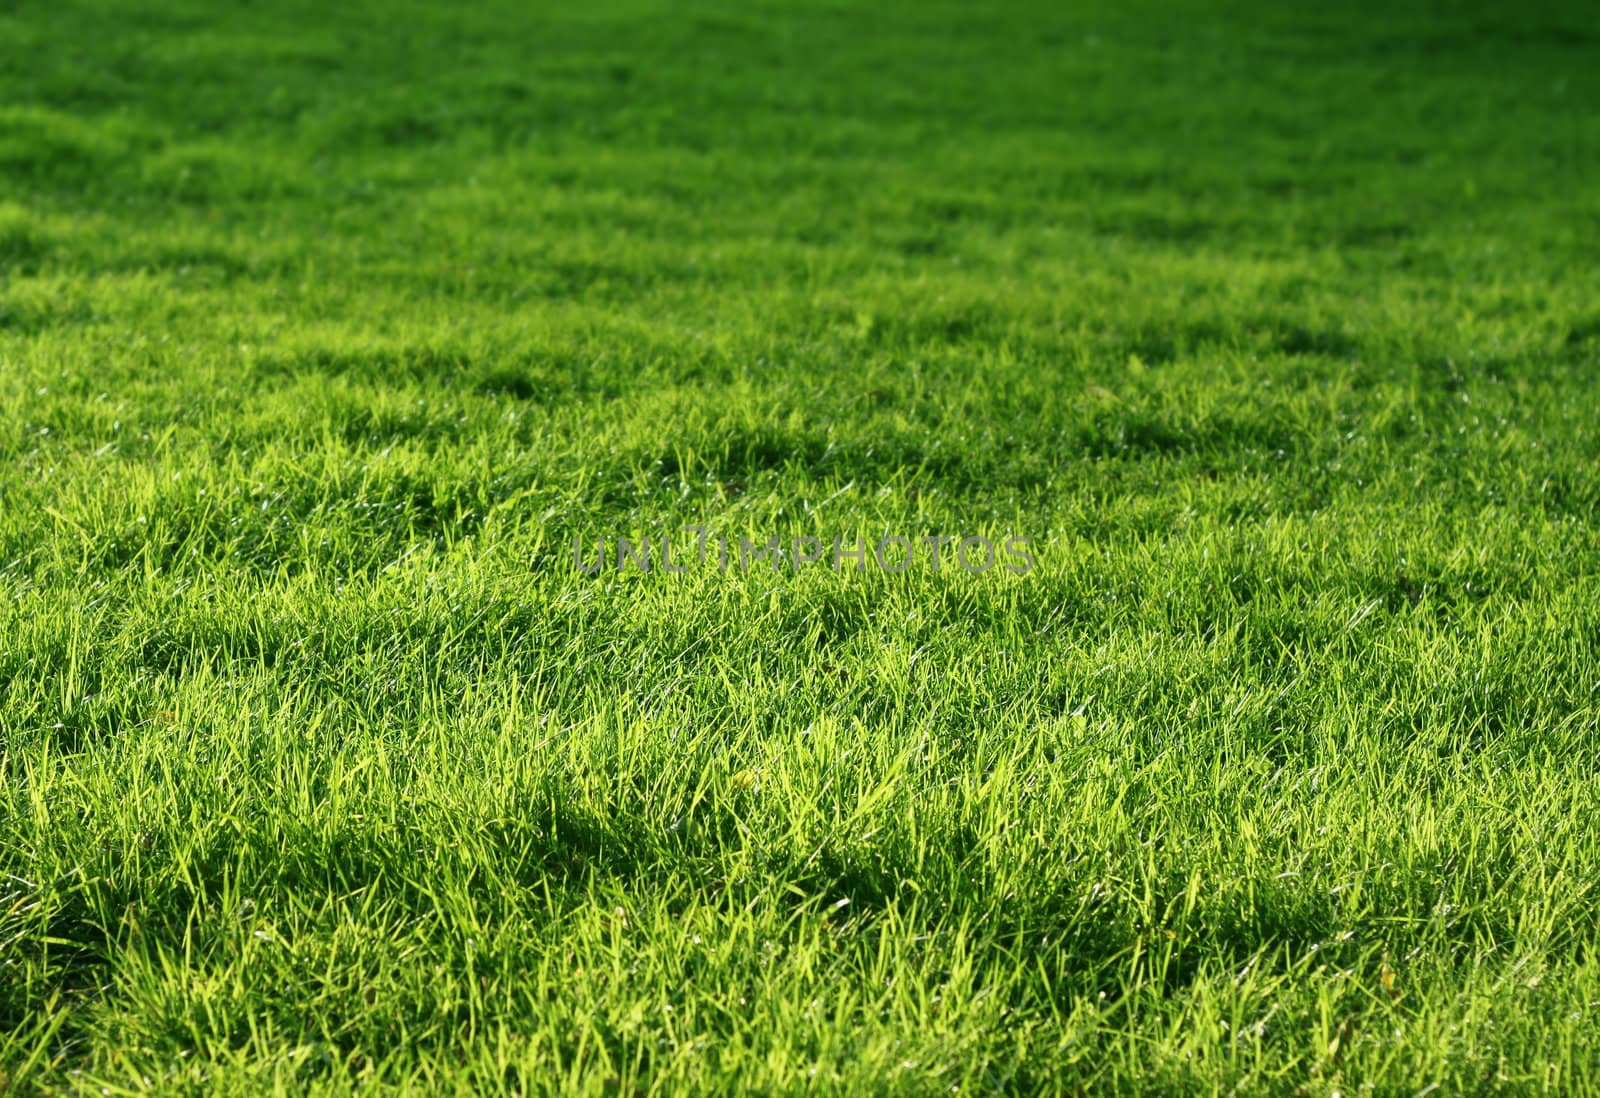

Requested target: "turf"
[{"left": 3, "top": 0, "right": 1599, "bottom": 1093}]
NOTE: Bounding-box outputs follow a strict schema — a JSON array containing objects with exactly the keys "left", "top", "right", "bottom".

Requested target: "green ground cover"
[{"left": 2, "top": 0, "right": 1599, "bottom": 1092}]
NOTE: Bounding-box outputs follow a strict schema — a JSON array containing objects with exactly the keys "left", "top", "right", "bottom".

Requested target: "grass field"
[{"left": 3, "top": 0, "right": 1600, "bottom": 1093}]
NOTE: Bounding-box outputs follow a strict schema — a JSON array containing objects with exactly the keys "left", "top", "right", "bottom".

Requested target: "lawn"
[{"left": 2, "top": 0, "right": 1599, "bottom": 1093}]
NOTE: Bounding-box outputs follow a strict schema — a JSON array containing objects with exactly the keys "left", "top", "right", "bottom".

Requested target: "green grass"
[{"left": 3, "top": 0, "right": 1599, "bottom": 1092}]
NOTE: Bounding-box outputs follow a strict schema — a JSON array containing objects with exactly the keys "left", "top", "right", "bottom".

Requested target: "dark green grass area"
[{"left": 3, "top": 0, "right": 1600, "bottom": 1092}]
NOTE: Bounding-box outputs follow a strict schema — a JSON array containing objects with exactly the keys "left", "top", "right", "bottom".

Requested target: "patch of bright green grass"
[{"left": 3, "top": 0, "right": 1599, "bottom": 1092}]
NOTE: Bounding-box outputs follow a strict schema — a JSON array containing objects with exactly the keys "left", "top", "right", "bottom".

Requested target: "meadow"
[{"left": 2, "top": 0, "right": 1599, "bottom": 1092}]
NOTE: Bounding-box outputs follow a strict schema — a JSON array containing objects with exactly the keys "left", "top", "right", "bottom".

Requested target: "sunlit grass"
[{"left": 3, "top": 0, "right": 1599, "bottom": 1093}]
